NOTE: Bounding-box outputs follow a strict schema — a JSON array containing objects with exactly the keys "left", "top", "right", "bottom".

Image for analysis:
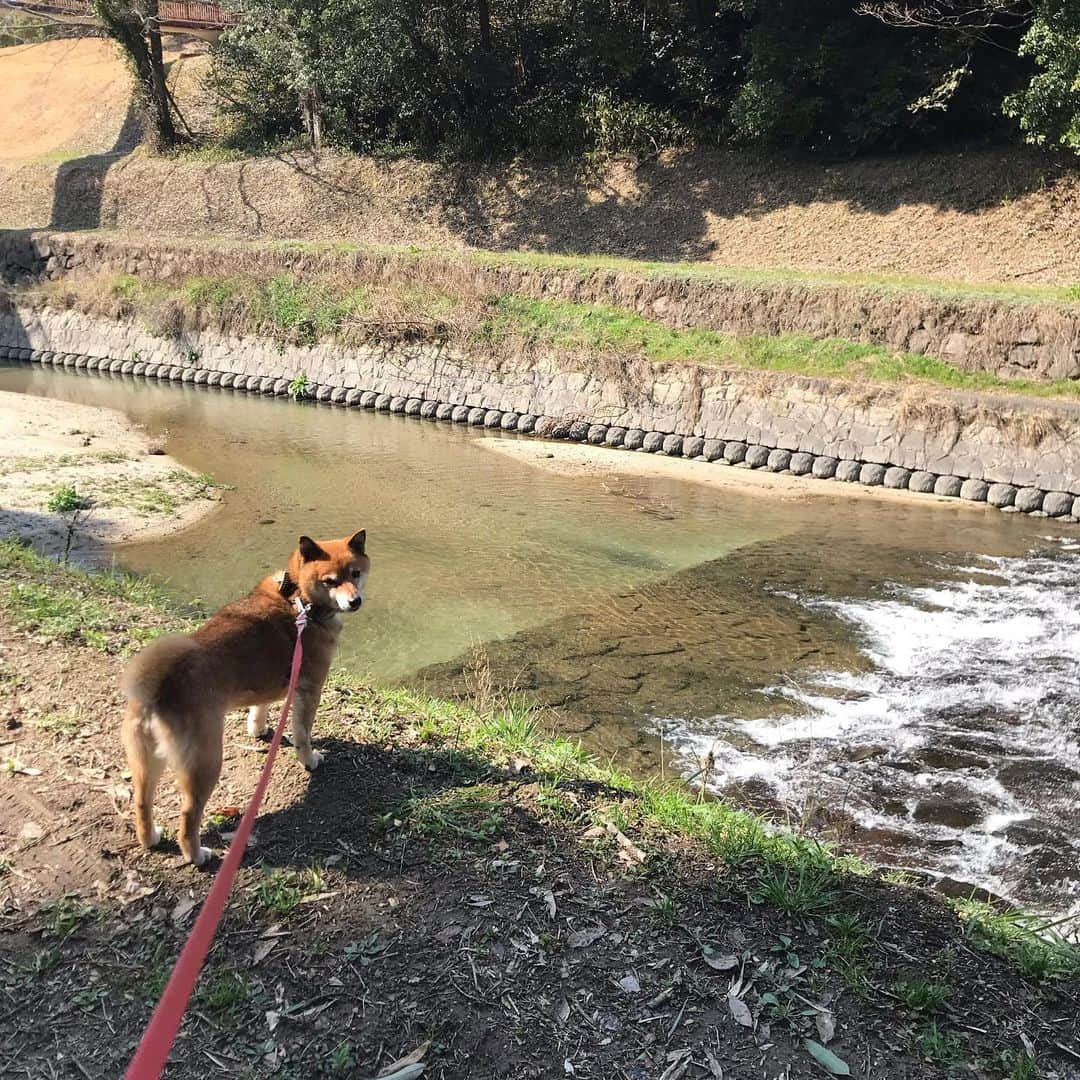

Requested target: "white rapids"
[{"left": 659, "top": 539, "right": 1080, "bottom": 915}]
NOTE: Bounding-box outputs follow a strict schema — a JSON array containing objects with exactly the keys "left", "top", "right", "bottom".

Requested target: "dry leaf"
[
  {"left": 815, "top": 1009, "right": 835, "bottom": 1044},
  {"left": 567, "top": 926, "right": 606, "bottom": 949},
  {"left": 702, "top": 950, "right": 739, "bottom": 971},
  {"left": 171, "top": 897, "right": 197, "bottom": 923},
  {"left": 554, "top": 996, "right": 570, "bottom": 1025},
  {"left": 704, "top": 1047, "right": 724, "bottom": 1079},
  {"left": 375, "top": 1041, "right": 429, "bottom": 1078},
  {"left": 253, "top": 939, "right": 276, "bottom": 965},
  {"left": 727, "top": 993, "right": 753, "bottom": 1028},
  {"left": 618, "top": 974, "right": 641, "bottom": 993}
]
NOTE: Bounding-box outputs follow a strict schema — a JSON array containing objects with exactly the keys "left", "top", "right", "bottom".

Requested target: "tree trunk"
[
  {"left": 301, "top": 86, "right": 323, "bottom": 153},
  {"left": 92, "top": 0, "right": 177, "bottom": 150}
]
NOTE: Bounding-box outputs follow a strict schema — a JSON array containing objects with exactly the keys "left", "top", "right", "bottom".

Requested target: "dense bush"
[
  {"left": 1004, "top": 0, "right": 1080, "bottom": 154},
  {"left": 206, "top": 0, "right": 1076, "bottom": 159}
]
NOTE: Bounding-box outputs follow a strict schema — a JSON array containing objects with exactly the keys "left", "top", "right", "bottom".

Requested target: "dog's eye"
[
  {"left": 351, "top": 569, "right": 362, "bottom": 579},
  {"left": 322, "top": 577, "right": 337, "bottom": 587}
]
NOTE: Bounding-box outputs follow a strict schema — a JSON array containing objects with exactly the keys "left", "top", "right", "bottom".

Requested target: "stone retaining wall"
[
  {"left": 4, "top": 230, "right": 1080, "bottom": 381},
  {"left": 2, "top": 304, "right": 1080, "bottom": 522}
]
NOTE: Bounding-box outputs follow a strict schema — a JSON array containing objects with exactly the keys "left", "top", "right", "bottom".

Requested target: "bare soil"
[{"left": 0, "top": 599, "right": 1077, "bottom": 1079}]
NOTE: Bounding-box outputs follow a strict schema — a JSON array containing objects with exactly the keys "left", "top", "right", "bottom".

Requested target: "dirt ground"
[
  {"left": 0, "top": 565, "right": 1077, "bottom": 1079},
  {"left": 0, "top": 36, "right": 210, "bottom": 163},
  {"left": 0, "top": 390, "right": 220, "bottom": 557}
]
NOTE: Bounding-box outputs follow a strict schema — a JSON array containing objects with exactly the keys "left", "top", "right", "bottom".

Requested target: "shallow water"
[{"left": 2, "top": 364, "right": 1078, "bottom": 914}]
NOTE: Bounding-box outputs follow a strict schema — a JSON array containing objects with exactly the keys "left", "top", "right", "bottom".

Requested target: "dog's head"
[{"left": 287, "top": 531, "right": 370, "bottom": 613}]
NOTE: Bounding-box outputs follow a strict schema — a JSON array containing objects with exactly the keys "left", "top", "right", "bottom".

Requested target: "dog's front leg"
[{"left": 290, "top": 689, "right": 324, "bottom": 771}]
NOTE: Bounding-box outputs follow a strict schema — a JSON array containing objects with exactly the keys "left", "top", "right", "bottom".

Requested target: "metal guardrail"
[{"left": 3, "top": 0, "right": 239, "bottom": 28}]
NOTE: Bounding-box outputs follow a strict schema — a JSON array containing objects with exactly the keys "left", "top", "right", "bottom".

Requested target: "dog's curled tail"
[{"left": 121, "top": 634, "right": 200, "bottom": 710}]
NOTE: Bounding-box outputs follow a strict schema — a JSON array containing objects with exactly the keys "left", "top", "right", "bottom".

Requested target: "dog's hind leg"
[
  {"left": 246, "top": 704, "right": 270, "bottom": 739},
  {"left": 122, "top": 701, "right": 167, "bottom": 849},
  {"left": 174, "top": 713, "right": 224, "bottom": 866}
]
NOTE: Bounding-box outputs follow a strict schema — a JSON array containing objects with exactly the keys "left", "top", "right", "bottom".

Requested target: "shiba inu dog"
[{"left": 120, "top": 532, "right": 370, "bottom": 865}]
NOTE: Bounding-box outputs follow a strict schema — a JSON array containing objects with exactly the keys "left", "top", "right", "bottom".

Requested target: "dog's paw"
[
  {"left": 187, "top": 846, "right": 213, "bottom": 867},
  {"left": 302, "top": 748, "right": 324, "bottom": 771},
  {"left": 146, "top": 824, "right": 164, "bottom": 848},
  {"left": 246, "top": 708, "right": 270, "bottom": 738}
]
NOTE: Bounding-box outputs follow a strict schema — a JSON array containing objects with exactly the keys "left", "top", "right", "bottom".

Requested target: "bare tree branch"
[{"left": 856, "top": 0, "right": 1033, "bottom": 34}]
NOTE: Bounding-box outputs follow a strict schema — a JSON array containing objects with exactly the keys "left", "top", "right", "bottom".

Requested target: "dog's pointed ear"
[
  {"left": 298, "top": 535, "right": 328, "bottom": 563},
  {"left": 347, "top": 529, "right": 366, "bottom": 555}
]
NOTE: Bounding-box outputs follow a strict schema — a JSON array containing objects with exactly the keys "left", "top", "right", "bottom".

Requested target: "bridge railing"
[{"left": 3, "top": 0, "right": 240, "bottom": 28}]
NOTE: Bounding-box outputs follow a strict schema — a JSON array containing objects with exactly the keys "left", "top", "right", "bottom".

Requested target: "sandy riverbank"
[
  {"left": 0, "top": 390, "right": 220, "bottom": 557},
  {"left": 480, "top": 435, "right": 996, "bottom": 514}
]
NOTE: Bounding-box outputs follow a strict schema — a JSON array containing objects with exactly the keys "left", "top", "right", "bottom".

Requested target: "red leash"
[{"left": 125, "top": 603, "right": 309, "bottom": 1079}]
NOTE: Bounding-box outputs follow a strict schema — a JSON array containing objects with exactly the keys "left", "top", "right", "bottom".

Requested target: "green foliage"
[
  {"left": 953, "top": 899, "right": 1080, "bottom": 981},
  {"left": 46, "top": 486, "right": 89, "bottom": 514},
  {"left": 288, "top": 373, "right": 313, "bottom": 401},
  {"left": 206, "top": 0, "right": 1036, "bottom": 158},
  {"left": 892, "top": 975, "right": 952, "bottom": 1011},
  {"left": 251, "top": 866, "right": 326, "bottom": 917},
  {"left": 403, "top": 785, "right": 505, "bottom": 843},
  {"left": 918, "top": 1021, "right": 968, "bottom": 1066},
  {"left": 1003, "top": 0, "right": 1080, "bottom": 154}
]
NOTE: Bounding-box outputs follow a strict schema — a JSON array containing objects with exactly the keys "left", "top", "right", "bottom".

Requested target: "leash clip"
[{"left": 293, "top": 595, "right": 310, "bottom": 632}]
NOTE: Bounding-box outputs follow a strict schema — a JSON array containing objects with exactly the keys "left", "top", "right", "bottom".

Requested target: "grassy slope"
[{"left": 28, "top": 268, "right": 1080, "bottom": 403}]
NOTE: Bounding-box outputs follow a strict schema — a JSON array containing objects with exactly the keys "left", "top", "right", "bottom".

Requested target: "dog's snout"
[{"left": 349, "top": 595, "right": 363, "bottom": 610}]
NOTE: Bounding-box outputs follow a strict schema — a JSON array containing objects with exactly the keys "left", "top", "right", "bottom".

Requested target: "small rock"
[
  {"left": 642, "top": 431, "right": 665, "bottom": 453},
  {"left": 468, "top": 407, "right": 487, "bottom": 426},
  {"left": 744, "top": 444, "right": 770, "bottom": 468},
  {"left": 661, "top": 434, "right": 683, "bottom": 456},
  {"left": 859, "top": 463, "right": 886, "bottom": 486},
  {"left": 500, "top": 412, "right": 520, "bottom": 431},
  {"left": 1014, "top": 487, "right": 1043, "bottom": 513},
  {"left": 484, "top": 409, "right": 503, "bottom": 429},
  {"left": 1042, "top": 491, "right": 1073, "bottom": 517},
  {"left": 605, "top": 427, "right": 628, "bottom": 448},
  {"left": 836, "top": 460, "right": 861, "bottom": 483},
  {"left": 909, "top": 470, "right": 937, "bottom": 493},
  {"left": 723, "top": 441, "right": 747, "bottom": 464},
  {"left": 623, "top": 428, "right": 645, "bottom": 451},
  {"left": 767, "top": 448, "right": 793, "bottom": 472},
  {"left": 986, "top": 483, "right": 1017, "bottom": 509},
  {"left": 934, "top": 475, "right": 963, "bottom": 497},
  {"left": 702, "top": 438, "right": 725, "bottom": 462},
  {"left": 789, "top": 452, "right": 815, "bottom": 476},
  {"left": 517, "top": 414, "right": 538, "bottom": 433},
  {"left": 146, "top": 446, "right": 166, "bottom": 456},
  {"left": 811, "top": 455, "right": 838, "bottom": 479},
  {"left": 567, "top": 420, "right": 591, "bottom": 441},
  {"left": 405, "top": 398, "right": 424, "bottom": 416},
  {"left": 960, "top": 478, "right": 989, "bottom": 502},
  {"left": 389, "top": 396, "right": 408, "bottom": 414},
  {"left": 452, "top": 405, "right": 470, "bottom": 423},
  {"left": 587, "top": 424, "right": 608, "bottom": 445},
  {"left": 420, "top": 400, "right": 440, "bottom": 419}
]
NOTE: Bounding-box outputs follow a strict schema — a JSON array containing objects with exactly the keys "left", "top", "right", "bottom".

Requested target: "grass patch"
[
  {"left": 953, "top": 899, "right": 1080, "bottom": 981},
  {"left": 752, "top": 862, "right": 841, "bottom": 918},
  {"left": 892, "top": 974, "right": 952, "bottom": 1012},
  {"left": 29, "top": 709, "right": 82, "bottom": 736},
  {"left": 26, "top": 261, "right": 1080, "bottom": 402},
  {"left": 0, "top": 536, "right": 189, "bottom": 652},
  {"left": 38, "top": 895, "right": 95, "bottom": 939},
  {"left": 918, "top": 1021, "right": 969, "bottom": 1067},
  {"left": 477, "top": 295, "right": 1080, "bottom": 400},
  {"left": 250, "top": 866, "right": 326, "bottom": 918},
  {"left": 196, "top": 971, "right": 254, "bottom": 1014},
  {"left": 402, "top": 784, "right": 506, "bottom": 843}
]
